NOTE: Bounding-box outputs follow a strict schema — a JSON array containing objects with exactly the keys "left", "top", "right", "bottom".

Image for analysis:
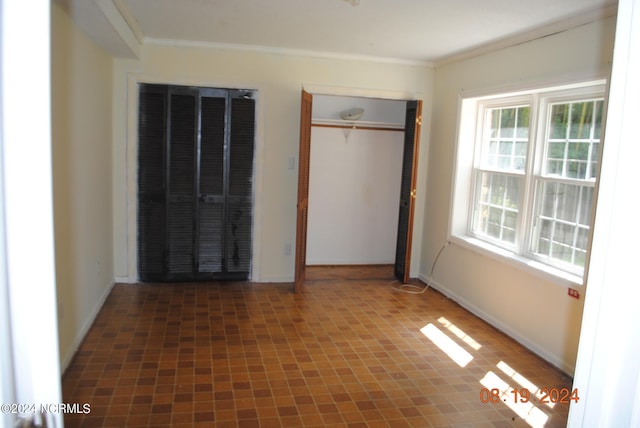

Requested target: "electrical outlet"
[
  {"left": 284, "top": 243, "right": 292, "bottom": 256},
  {"left": 568, "top": 288, "right": 580, "bottom": 299}
]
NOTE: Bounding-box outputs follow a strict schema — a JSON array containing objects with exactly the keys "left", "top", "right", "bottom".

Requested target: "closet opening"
[{"left": 294, "top": 91, "right": 422, "bottom": 291}]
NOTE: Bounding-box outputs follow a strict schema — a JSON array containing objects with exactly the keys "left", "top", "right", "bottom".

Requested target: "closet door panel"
[
  {"left": 198, "top": 92, "right": 227, "bottom": 273},
  {"left": 394, "top": 100, "right": 422, "bottom": 283},
  {"left": 167, "top": 92, "right": 196, "bottom": 275},
  {"left": 229, "top": 96, "right": 255, "bottom": 197},
  {"left": 138, "top": 85, "right": 167, "bottom": 279},
  {"left": 226, "top": 95, "right": 255, "bottom": 274},
  {"left": 199, "top": 94, "right": 226, "bottom": 195}
]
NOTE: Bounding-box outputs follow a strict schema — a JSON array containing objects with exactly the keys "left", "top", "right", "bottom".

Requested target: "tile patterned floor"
[{"left": 62, "top": 266, "right": 572, "bottom": 427}]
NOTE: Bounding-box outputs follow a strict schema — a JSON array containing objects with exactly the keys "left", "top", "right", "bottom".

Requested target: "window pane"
[
  {"left": 516, "top": 108, "right": 529, "bottom": 138},
  {"left": 570, "top": 102, "right": 594, "bottom": 139},
  {"left": 499, "top": 108, "right": 516, "bottom": 138},
  {"left": 557, "top": 183, "right": 578, "bottom": 222},
  {"left": 473, "top": 171, "right": 520, "bottom": 245},
  {"left": 544, "top": 100, "right": 603, "bottom": 180},
  {"left": 483, "top": 106, "right": 530, "bottom": 172},
  {"left": 590, "top": 141, "right": 600, "bottom": 178},
  {"left": 531, "top": 180, "right": 594, "bottom": 268},
  {"left": 549, "top": 104, "right": 569, "bottom": 139},
  {"left": 578, "top": 186, "right": 594, "bottom": 224},
  {"left": 593, "top": 101, "right": 603, "bottom": 139}
]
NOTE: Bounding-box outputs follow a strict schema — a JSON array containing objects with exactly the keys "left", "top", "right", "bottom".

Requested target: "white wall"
[
  {"left": 51, "top": 3, "right": 115, "bottom": 369},
  {"left": 570, "top": 0, "right": 640, "bottom": 424},
  {"left": 2, "top": 2, "right": 62, "bottom": 425},
  {"left": 423, "top": 17, "right": 616, "bottom": 373},
  {"left": 112, "top": 45, "right": 433, "bottom": 282},
  {"left": 307, "top": 127, "right": 403, "bottom": 264}
]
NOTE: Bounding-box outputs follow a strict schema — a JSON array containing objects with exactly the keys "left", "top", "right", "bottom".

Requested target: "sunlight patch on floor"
[
  {"left": 437, "top": 316, "right": 482, "bottom": 350},
  {"left": 420, "top": 323, "right": 473, "bottom": 367}
]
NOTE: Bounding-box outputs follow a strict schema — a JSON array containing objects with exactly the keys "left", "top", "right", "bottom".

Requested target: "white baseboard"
[
  {"left": 60, "top": 280, "right": 115, "bottom": 373},
  {"left": 254, "top": 275, "right": 293, "bottom": 283},
  {"left": 418, "top": 272, "right": 574, "bottom": 375},
  {"left": 114, "top": 276, "right": 131, "bottom": 283}
]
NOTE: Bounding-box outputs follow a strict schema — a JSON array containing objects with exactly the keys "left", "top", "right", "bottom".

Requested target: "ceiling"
[{"left": 55, "top": 0, "right": 618, "bottom": 65}]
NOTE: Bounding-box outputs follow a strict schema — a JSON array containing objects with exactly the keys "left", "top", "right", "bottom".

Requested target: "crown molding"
[
  {"left": 95, "top": 0, "right": 141, "bottom": 57},
  {"left": 144, "top": 37, "right": 434, "bottom": 68},
  {"left": 434, "top": 3, "right": 618, "bottom": 68},
  {"left": 112, "top": 0, "right": 144, "bottom": 44}
]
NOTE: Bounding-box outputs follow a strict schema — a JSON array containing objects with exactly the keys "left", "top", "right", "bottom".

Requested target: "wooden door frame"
[
  {"left": 294, "top": 90, "right": 422, "bottom": 292},
  {"left": 294, "top": 90, "right": 313, "bottom": 293}
]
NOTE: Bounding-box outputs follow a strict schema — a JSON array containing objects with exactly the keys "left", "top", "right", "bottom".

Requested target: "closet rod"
[{"left": 311, "top": 123, "right": 404, "bottom": 132}]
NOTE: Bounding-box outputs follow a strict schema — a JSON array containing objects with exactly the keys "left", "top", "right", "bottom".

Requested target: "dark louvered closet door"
[
  {"left": 197, "top": 91, "right": 226, "bottom": 274},
  {"left": 226, "top": 94, "right": 255, "bottom": 274},
  {"left": 137, "top": 84, "right": 255, "bottom": 282},
  {"left": 138, "top": 85, "right": 167, "bottom": 280}
]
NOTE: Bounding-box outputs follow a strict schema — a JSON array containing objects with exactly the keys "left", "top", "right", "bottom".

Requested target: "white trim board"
[{"left": 60, "top": 281, "right": 115, "bottom": 373}]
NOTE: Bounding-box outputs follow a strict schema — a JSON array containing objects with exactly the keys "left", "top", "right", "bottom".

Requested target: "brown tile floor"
[{"left": 62, "top": 266, "right": 572, "bottom": 427}]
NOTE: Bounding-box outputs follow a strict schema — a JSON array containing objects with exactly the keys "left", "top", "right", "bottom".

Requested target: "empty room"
[{"left": 1, "top": 0, "right": 639, "bottom": 427}]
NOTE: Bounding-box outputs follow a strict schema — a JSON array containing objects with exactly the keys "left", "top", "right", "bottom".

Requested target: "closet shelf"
[{"left": 311, "top": 118, "right": 404, "bottom": 132}]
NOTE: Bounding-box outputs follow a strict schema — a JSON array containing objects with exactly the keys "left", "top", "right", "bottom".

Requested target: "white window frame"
[{"left": 450, "top": 80, "right": 606, "bottom": 285}]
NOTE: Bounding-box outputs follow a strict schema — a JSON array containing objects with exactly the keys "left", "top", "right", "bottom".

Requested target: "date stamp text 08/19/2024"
[{"left": 480, "top": 388, "right": 579, "bottom": 404}]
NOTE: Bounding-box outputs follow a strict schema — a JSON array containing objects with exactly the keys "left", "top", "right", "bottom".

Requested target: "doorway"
[{"left": 295, "top": 91, "right": 422, "bottom": 292}]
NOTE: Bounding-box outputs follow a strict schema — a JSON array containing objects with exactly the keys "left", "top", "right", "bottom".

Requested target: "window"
[{"left": 451, "top": 81, "right": 606, "bottom": 282}]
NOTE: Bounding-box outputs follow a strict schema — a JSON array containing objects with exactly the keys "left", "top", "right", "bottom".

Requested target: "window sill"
[{"left": 449, "top": 235, "right": 584, "bottom": 288}]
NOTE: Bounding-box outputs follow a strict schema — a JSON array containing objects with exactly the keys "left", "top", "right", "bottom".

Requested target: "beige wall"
[
  {"left": 422, "top": 17, "right": 616, "bottom": 373},
  {"left": 112, "top": 45, "right": 434, "bottom": 282},
  {"left": 51, "top": 4, "right": 114, "bottom": 369}
]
